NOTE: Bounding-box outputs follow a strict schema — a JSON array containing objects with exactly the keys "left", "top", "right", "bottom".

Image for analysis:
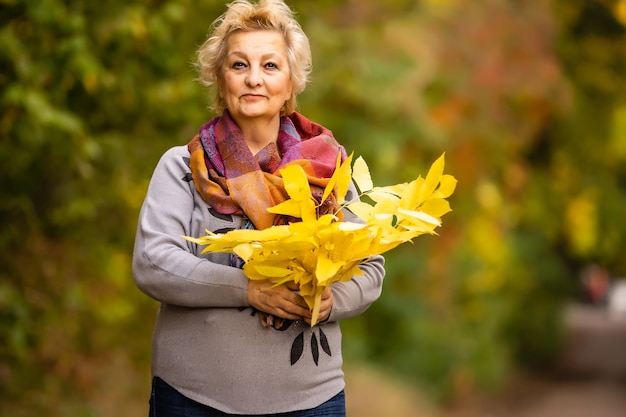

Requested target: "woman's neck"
[{"left": 236, "top": 116, "right": 281, "bottom": 155}]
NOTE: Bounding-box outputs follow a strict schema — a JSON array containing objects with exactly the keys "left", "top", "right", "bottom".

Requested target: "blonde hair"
[{"left": 197, "top": 0, "right": 311, "bottom": 115}]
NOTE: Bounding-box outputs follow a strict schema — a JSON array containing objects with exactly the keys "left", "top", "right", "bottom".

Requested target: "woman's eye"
[
  {"left": 232, "top": 61, "right": 247, "bottom": 69},
  {"left": 265, "top": 62, "right": 278, "bottom": 69}
]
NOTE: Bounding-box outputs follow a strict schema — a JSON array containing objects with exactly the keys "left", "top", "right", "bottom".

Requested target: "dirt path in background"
[
  {"left": 441, "top": 374, "right": 626, "bottom": 417},
  {"left": 346, "top": 366, "right": 626, "bottom": 417},
  {"left": 442, "top": 304, "right": 626, "bottom": 417},
  {"left": 346, "top": 303, "right": 626, "bottom": 417}
]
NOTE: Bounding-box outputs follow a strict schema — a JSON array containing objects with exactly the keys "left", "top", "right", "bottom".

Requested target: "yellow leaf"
[
  {"left": 252, "top": 264, "right": 293, "bottom": 278},
  {"left": 435, "top": 174, "right": 457, "bottom": 198},
  {"left": 334, "top": 153, "right": 354, "bottom": 205},
  {"left": 281, "top": 164, "right": 313, "bottom": 201},
  {"left": 242, "top": 263, "right": 269, "bottom": 281},
  {"left": 420, "top": 198, "right": 452, "bottom": 218},
  {"left": 271, "top": 239, "right": 316, "bottom": 254},
  {"left": 267, "top": 198, "right": 316, "bottom": 221},
  {"left": 337, "top": 221, "right": 367, "bottom": 231},
  {"left": 372, "top": 199, "right": 401, "bottom": 217},
  {"left": 332, "top": 233, "right": 376, "bottom": 262},
  {"left": 399, "top": 179, "right": 423, "bottom": 210},
  {"left": 346, "top": 201, "right": 375, "bottom": 221},
  {"left": 417, "top": 153, "right": 446, "bottom": 203},
  {"left": 297, "top": 275, "right": 316, "bottom": 296},
  {"left": 309, "top": 292, "right": 323, "bottom": 326},
  {"left": 322, "top": 153, "right": 353, "bottom": 205},
  {"left": 398, "top": 221, "right": 437, "bottom": 235},
  {"left": 352, "top": 156, "right": 374, "bottom": 193},
  {"left": 341, "top": 264, "right": 364, "bottom": 281},
  {"left": 316, "top": 254, "right": 343, "bottom": 284},
  {"left": 397, "top": 208, "right": 441, "bottom": 226},
  {"left": 368, "top": 186, "right": 403, "bottom": 204},
  {"left": 233, "top": 243, "right": 255, "bottom": 262},
  {"left": 190, "top": 226, "right": 290, "bottom": 254}
]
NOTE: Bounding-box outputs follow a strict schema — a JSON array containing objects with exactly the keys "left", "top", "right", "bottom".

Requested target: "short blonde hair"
[{"left": 197, "top": 0, "right": 311, "bottom": 115}]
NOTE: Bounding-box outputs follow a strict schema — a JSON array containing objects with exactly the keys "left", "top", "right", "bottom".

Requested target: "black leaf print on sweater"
[
  {"left": 208, "top": 207, "right": 233, "bottom": 222},
  {"left": 213, "top": 227, "right": 235, "bottom": 234},
  {"left": 182, "top": 157, "right": 192, "bottom": 181},
  {"left": 311, "top": 332, "right": 319, "bottom": 365},
  {"left": 290, "top": 328, "right": 332, "bottom": 366},
  {"left": 319, "top": 328, "right": 331, "bottom": 357},
  {"left": 291, "top": 331, "right": 305, "bottom": 365}
]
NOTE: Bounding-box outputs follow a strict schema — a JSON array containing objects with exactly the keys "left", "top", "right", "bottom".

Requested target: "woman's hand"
[{"left": 248, "top": 280, "right": 311, "bottom": 324}]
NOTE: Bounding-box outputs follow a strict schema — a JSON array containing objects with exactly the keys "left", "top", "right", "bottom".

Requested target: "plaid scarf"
[{"left": 188, "top": 111, "right": 347, "bottom": 230}]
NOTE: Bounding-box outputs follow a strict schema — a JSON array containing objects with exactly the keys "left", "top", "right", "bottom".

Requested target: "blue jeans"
[{"left": 149, "top": 377, "right": 346, "bottom": 417}]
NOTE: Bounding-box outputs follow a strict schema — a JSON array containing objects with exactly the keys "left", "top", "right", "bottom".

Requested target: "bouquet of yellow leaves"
[{"left": 185, "top": 153, "right": 456, "bottom": 326}]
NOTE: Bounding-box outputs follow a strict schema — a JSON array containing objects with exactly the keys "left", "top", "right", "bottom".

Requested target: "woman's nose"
[{"left": 246, "top": 66, "right": 262, "bottom": 87}]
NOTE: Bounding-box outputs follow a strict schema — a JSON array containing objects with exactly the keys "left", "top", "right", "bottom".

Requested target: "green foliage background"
[{"left": 1, "top": 0, "right": 625, "bottom": 414}]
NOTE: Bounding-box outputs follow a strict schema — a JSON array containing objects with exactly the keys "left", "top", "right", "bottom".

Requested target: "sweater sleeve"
[
  {"left": 327, "top": 184, "right": 386, "bottom": 322},
  {"left": 132, "top": 147, "right": 250, "bottom": 308}
]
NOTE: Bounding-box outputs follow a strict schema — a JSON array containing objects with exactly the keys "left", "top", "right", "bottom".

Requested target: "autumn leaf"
[
  {"left": 269, "top": 164, "right": 317, "bottom": 223},
  {"left": 352, "top": 156, "right": 374, "bottom": 193},
  {"left": 331, "top": 153, "right": 354, "bottom": 205}
]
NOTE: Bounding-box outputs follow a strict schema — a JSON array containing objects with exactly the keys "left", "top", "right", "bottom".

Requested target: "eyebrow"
[{"left": 227, "top": 50, "right": 283, "bottom": 60}]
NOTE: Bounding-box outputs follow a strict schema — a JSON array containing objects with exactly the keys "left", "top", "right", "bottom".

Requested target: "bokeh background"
[{"left": 2, "top": 0, "right": 626, "bottom": 415}]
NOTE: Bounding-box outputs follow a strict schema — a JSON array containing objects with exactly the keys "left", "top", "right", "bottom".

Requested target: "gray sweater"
[{"left": 132, "top": 145, "right": 385, "bottom": 414}]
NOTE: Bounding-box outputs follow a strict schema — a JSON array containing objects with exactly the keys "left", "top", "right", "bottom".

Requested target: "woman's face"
[{"left": 221, "top": 30, "right": 293, "bottom": 125}]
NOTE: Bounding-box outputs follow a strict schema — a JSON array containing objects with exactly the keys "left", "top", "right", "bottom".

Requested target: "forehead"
[{"left": 227, "top": 30, "right": 288, "bottom": 56}]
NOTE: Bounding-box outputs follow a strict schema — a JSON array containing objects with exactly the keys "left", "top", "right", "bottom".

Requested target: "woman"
[{"left": 132, "top": 0, "right": 385, "bottom": 415}]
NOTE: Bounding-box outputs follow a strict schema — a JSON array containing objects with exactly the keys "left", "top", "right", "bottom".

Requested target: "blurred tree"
[
  {"left": 0, "top": 0, "right": 222, "bottom": 412},
  {"left": 550, "top": 0, "right": 626, "bottom": 269},
  {"left": 295, "top": 0, "right": 625, "bottom": 402}
]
